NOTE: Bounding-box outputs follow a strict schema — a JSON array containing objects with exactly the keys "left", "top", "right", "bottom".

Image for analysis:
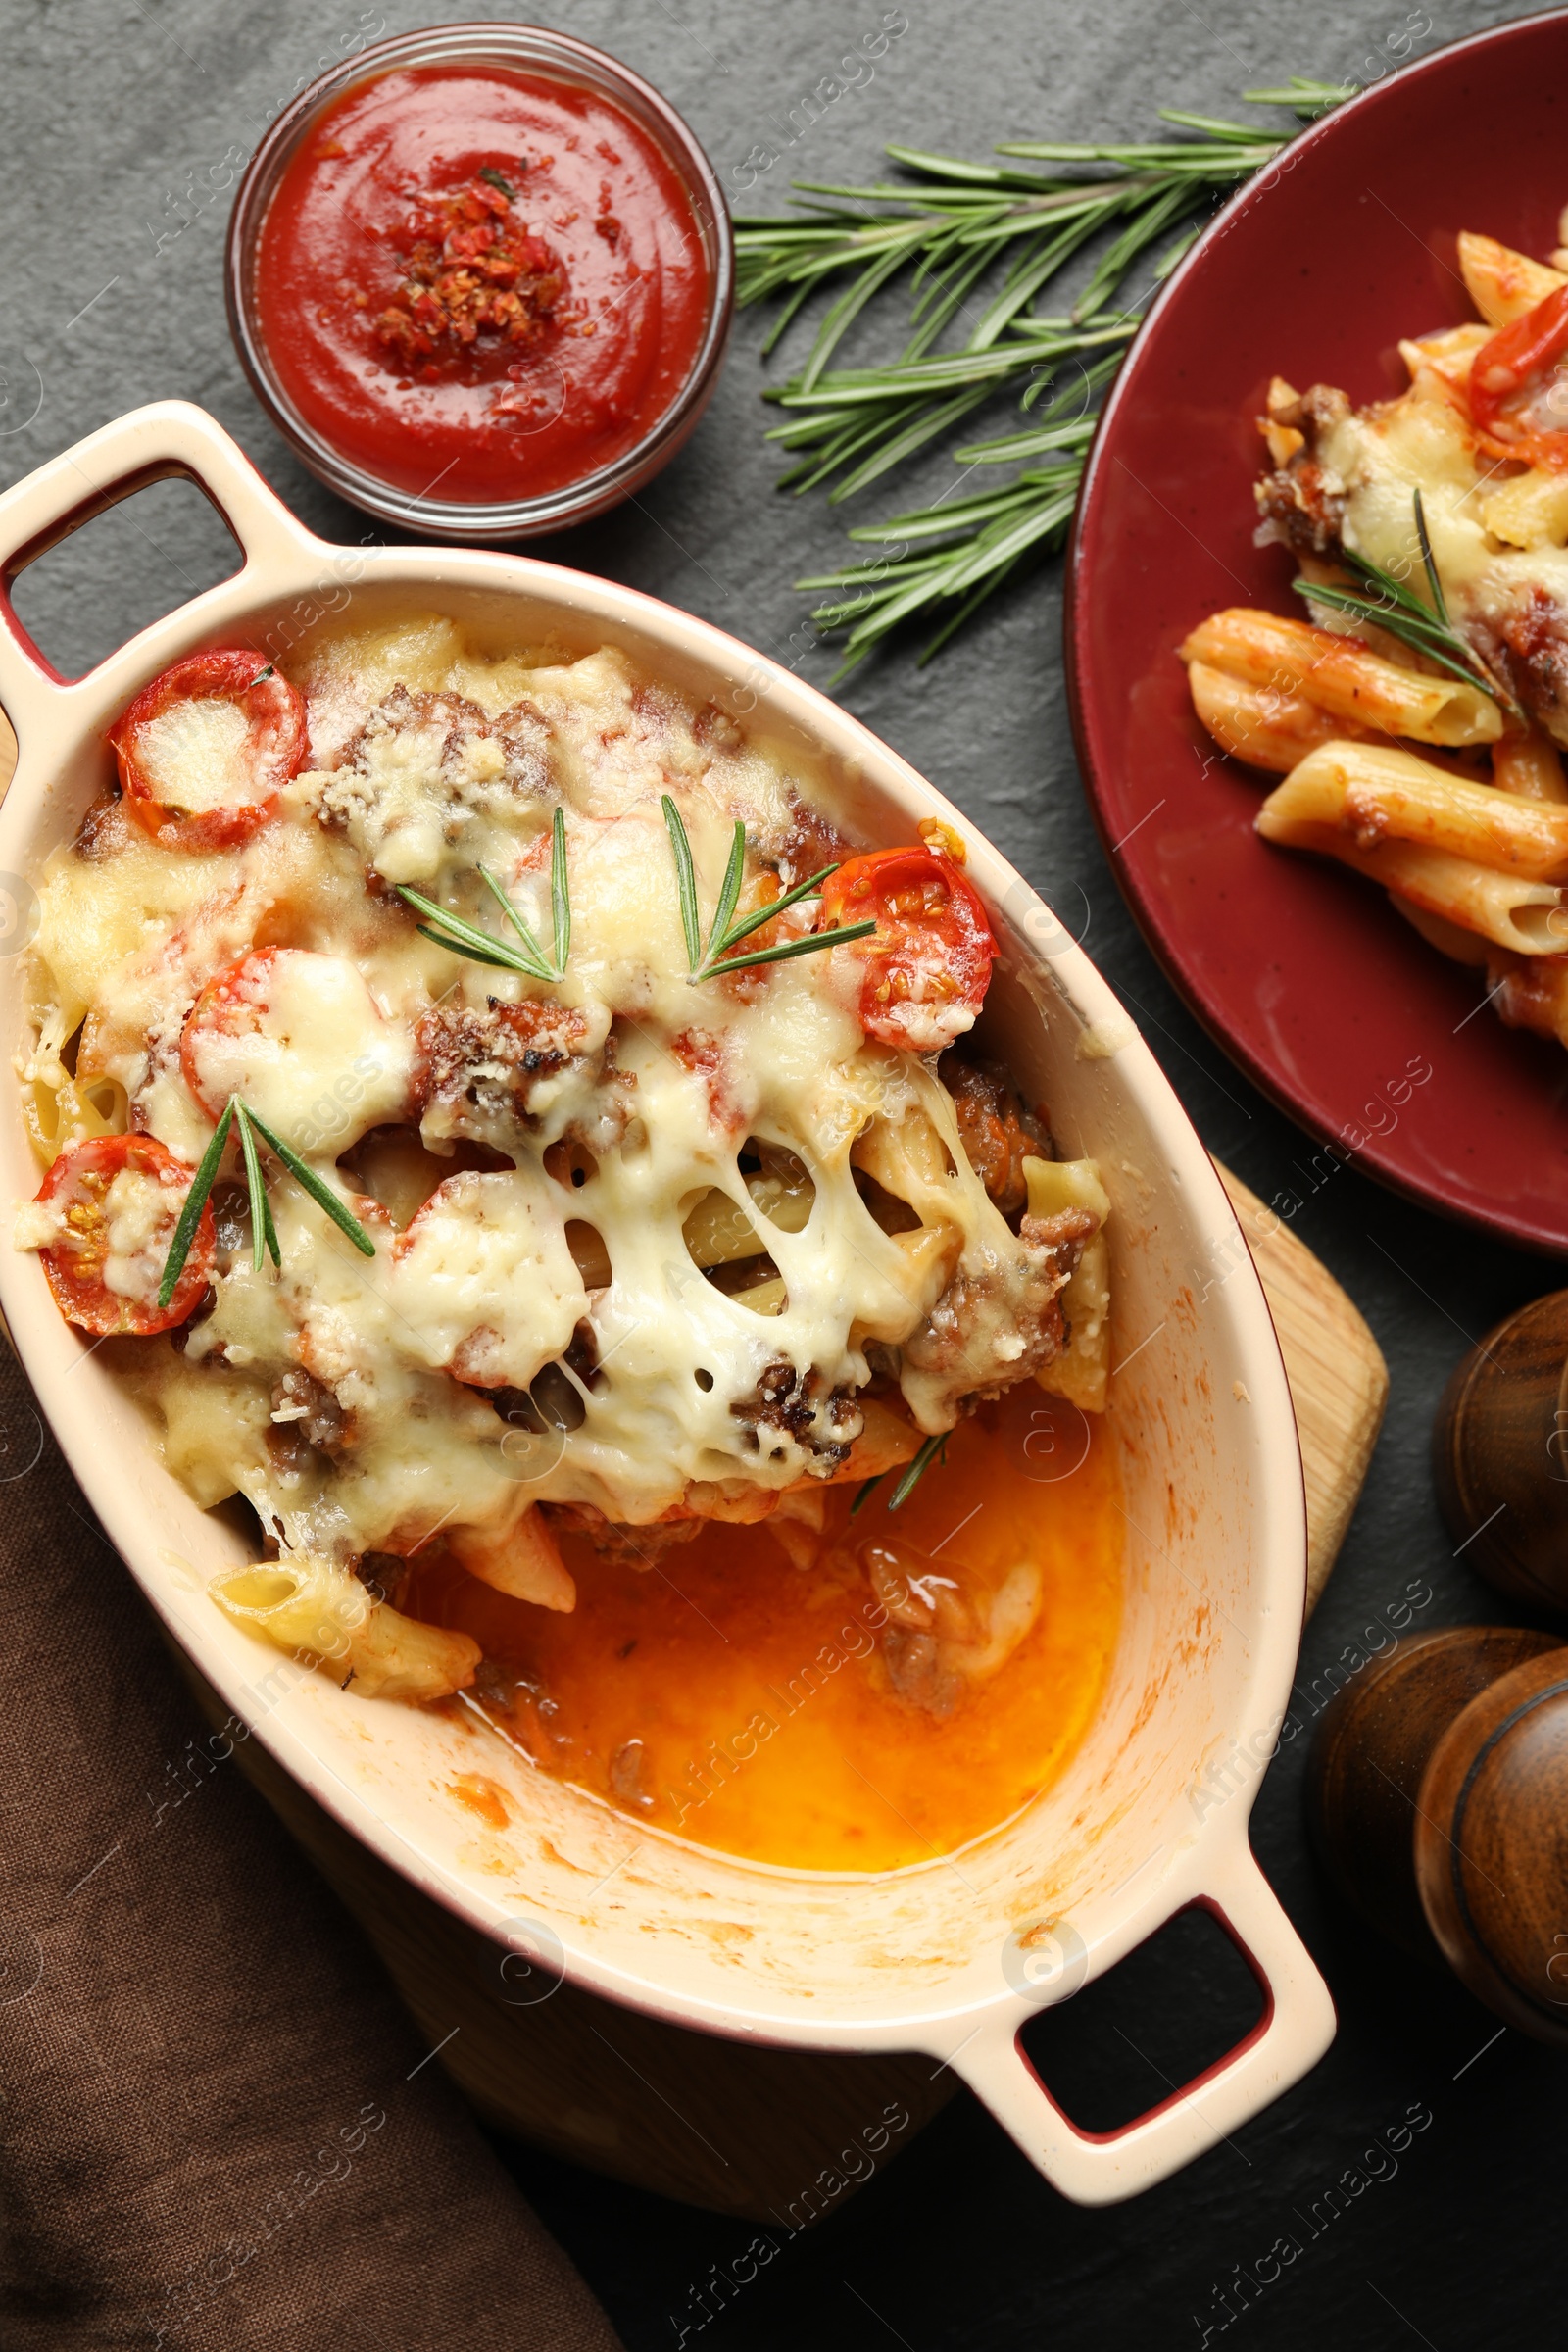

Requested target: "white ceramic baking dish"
[{"left": 0, "top": 403, "right": 1333, "bottom": 2203}]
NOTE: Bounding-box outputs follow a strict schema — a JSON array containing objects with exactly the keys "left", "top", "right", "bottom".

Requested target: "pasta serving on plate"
[{"left": 1182, "top": 213, "right": 1568, "bottom": 1048}]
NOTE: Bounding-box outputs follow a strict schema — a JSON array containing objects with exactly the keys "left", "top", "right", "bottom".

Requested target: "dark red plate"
[{"left": 1067, "top": 10, "right": 1568, "bottom": 1255}]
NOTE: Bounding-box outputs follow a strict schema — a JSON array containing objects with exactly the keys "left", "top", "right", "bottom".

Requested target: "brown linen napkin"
[{"left": 0, "top": 1344, "right": 623, "bottom": 2352}]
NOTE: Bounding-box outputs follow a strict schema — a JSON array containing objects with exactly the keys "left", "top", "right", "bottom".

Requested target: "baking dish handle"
[
  {"left": 947, "top": 1846, "right": 1335, "bottom": 2205},
  {"left": 0, "top": 400, "right": 320, "bottom": 742}
]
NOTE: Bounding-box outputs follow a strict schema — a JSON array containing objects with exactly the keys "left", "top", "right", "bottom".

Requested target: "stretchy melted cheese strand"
[{"left": 660, "top": 795, "right": 877, "bottom": 978}]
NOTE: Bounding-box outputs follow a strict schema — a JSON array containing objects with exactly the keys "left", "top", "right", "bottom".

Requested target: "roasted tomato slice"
[
  {"left": 33, "top": 1133, "right": 214, "bottom": 1336},
  {"left": 1468, "top": 283, "right": 1568, "bottom": 471},
  {"left": 107, "top": 650, "right": 306, "bottom": 851},
  {"left": 819, "top": 841, "right": 996, "bottom": 1050}
]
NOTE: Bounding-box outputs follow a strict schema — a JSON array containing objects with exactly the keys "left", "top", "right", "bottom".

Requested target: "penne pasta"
[
  {"left": 1456, "top": 230, "right": 1567, "bottom": 327},
  {"left": 1179, "top": 611, "right": 1502, "bottom": 747},
  {"left": 211, "top": 1555, "right": 480, "bottom": 1700},
  {"left": 1025, "top": 1155, "right": 1111, "bottom": 1413},
  {"left": 1197, "top": 214, "right": 1568, "bottom": 1079},
  {"left": 1264, "top": 819, "right": 1568, "bottom": 956},
  {"left": 1493, "top": 725, "right": 1568, "bottom": 804},
  {"left": 1258, "top": 740, "right": 1568, "bottom": 880},
  {"left": 1492, "top": 954, "right": 1568, "bottom": 1046},
  {"left": 1479, "top": 468, "right": 1568, "bottom": 555},
  {"left": 1390, "top": 897, "right": 1493, "bottom": 966},
  {"left": 450, "top": 1507, "right": 575, "bottom": 1612},
  {"left": 1398, "top": 323, "right": 1489, "bottom": 407},
  {"left": 1186, "top": 660, "right": 1356, "bottom": 774}
]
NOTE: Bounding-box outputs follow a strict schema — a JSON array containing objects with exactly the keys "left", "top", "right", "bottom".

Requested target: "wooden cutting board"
[{"left": 173, "top": 1160, "right": 1386, "bottom": 2223}]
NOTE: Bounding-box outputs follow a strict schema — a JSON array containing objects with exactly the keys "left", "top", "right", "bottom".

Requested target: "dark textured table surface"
[{"left": 3, "top": 3, "right": 1561, "bottom": 2346}]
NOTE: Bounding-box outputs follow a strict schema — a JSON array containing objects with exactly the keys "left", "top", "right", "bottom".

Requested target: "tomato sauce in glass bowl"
[{"left": 227, "top": 28, "right": 732, "bottom": 539}]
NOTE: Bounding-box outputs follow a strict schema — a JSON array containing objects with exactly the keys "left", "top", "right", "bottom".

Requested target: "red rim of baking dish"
[{"left": 224, "top": 22, "right": 735, "bottom": 542}]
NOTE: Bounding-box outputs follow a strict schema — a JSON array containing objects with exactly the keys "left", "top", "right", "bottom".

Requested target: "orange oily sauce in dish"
[{"left": 412, "top": 1381, "right": 1122, "bottom": 1872}]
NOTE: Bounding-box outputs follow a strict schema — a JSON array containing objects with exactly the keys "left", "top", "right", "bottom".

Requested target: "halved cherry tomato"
[
  {"left": 34, "top": 1133, "right": 214, "bottom": 1336},
  {"left": 180, "top": 948, "right": 289, "bottom": 1119},
  {"left": 1468, "top": 283, "right": 1568, "bottom": 471},
  {"left": 181, "top": 947, "right": 411, "bottom": 1152},
  {"left": 108, "top": 650, "right": 306, "bottom": 852},
  {"left": 819, "top": 842, "right": 996, "bottom": 1050}
]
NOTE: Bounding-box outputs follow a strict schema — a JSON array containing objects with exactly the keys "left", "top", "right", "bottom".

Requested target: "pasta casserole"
[
  {"left": 12, "top": 613, "right": 1112, "bottom": 1821},
  {"left": 1182, "top": 215, "right": 1568, "bottom": 1048}
]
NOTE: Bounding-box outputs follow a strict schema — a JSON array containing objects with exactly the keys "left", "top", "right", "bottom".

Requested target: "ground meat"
[
  {"left": 1491, "top": 587, "right": 1568, "bottom": 748},
  {"left": 266, "top": 1366, "right": 355, "bottom": 1484},
  {"left": 72, "top": 793, "right": 125, "bottom": 861},
  {"left": 271, "top": 1365, "right": 353, "bottom": 1454},
  {"left": 318, "top": 685, "right": 554, "bottom": 867},
  {"left": 1021, "top": 1206, "right": 1096, "bottom": 1259},
  {"left": 692, "top": 700, "right": 745, "bottom": 756},
  {"left": 728, "top": 1358, "right": 860, "bottom": 1474},
  {"left": 542, "top": 1501, "right": 703, "bottom": 1565},
  {"left": 758, "top": 800, "right": 856, "bottom": 892},
  {"left": 900, "top": 1211, "right": 1093, "bottom": 1426},
  {"left": 1252, "top": 384, "right": 1352, "bottom": 556},
  {"left": 414, "top": 997, "right": 589, "bottom": 1139},
  {"left": 938, "top": 1051, "right": 1051, "bottom": 1218}
]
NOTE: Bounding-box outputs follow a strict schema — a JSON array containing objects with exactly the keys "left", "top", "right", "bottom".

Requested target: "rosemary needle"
[
  {"left": 156, "top": 1100, "right": 233, "bottom": 1309},
  {"left": 888, "top": 1431, "right": 948, "bottom": 1511},
  {"left": 234, "top": 1100, "right": 280, "bottom": 1273}
]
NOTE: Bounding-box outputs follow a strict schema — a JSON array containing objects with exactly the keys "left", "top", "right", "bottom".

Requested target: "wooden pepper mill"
[
  {"left": 1432, "top": 1288, "right": 1568, "bottom": 1611},
  {"left": 1311, "top": 1295, "right": 1568, "bottom": 2040},
  {"left": 1308, "top": 1627, "right": 1568, "bottom": 2043}
]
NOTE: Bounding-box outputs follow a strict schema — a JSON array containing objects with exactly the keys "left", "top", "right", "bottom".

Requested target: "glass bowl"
[{"left": 224, "top": 22, "right": 734, "bottom": 541}]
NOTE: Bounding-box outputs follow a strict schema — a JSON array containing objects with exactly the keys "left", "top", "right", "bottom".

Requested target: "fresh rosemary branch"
[
  {"left": 158, "top": 1095, "right": 376, "bottom": 1305},
  {"left": 1293, "top": 491, "right": 1524, "bottom": 718},
  {"left": 735, "top": 78, "right": 1349, "bottom": 670},
  {"left": 399, "top": 808, "right": 570, "bottom": 983},
  {"left": 660, "top": 797, "right": 877, "bottom": 978}
]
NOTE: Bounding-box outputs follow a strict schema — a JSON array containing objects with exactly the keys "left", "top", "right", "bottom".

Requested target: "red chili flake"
[{"left": 371, "top": 174, "right": 564, "bottom": 371}]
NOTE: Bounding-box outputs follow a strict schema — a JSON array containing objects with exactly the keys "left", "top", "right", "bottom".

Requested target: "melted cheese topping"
[
  {"left": 1310, "top": 390, "right": 1568, "bottom": 744},
  {"left": 18, "top": 617, "right": 1099, "bottom": 1580},
  {"left": 134, "top": 698, "right": 269, "bottom": 816}
]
